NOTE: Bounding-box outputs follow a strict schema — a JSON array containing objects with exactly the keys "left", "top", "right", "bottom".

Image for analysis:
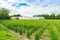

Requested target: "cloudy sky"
[{"left": 0, "top": 0, "right": 60, "bottom": 16}]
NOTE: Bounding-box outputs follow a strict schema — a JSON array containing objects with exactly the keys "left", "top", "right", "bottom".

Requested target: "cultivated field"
[
  {"left": 0, "top": 20, "right": 60, "bottom": 40},
  {"left": 0, "top": 24, "right": 17, "bottom": 40}
]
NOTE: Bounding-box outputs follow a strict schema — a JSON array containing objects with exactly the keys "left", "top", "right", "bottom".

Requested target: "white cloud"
[
  {"left": 0, "top": 0, "right": 60, "bottom": 17},
  {"left": 9, "top": 5, "right": 60, "bottom": 17}
]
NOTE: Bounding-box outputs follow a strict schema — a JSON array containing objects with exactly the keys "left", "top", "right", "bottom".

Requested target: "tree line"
[{"left": 33, "top": 13, "right": 60, "bottom": 19}]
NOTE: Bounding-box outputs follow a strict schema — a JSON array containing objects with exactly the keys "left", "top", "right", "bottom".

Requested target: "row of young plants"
[
  {"left": 1, "top": 20, "right": 60, "bottom": 40},
  {"left": 0, "top": 24, "right": 17, "bottom": 40},
  {"left": 49, "top": 21, "right": 60, "bottom": 40},
  {"left": 1, "top": 20, "right": 49, "bottom": 40},
  {"left": 2, "top": 23, "right": 46, "bottom": 39}
]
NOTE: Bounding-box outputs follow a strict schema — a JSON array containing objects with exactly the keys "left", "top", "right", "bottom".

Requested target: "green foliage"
[
  {"left": 0, "top": 8, "right": 10, "bottom": 19},
  {"left": 56, "top": 14, "right": 60, "bottom": 19},
  {"left": 33, "top": 13, "right": 60, "bottom": 19},
  {"left": 42, "top": 14, "right": 50, "bottom": 19},
  {"left": 35, "top": 33, "right": 40, "bottom": 40},
  {"left": 49, "top": 13, "right": 55, "bottom": 19}
]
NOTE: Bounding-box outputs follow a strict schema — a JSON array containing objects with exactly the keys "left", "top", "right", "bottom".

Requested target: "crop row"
[{"left": 1, "top": 20, "right": 60, "bottom": 40}]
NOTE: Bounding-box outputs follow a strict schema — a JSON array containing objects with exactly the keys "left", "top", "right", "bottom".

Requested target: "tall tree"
[
  {"left": 0, "top": 8, "right": 10, "bottom": 19},
  {"left": 42, "top": 14, "right": 50, "bottom": 19},
  {"left": 50, "top": 13, "right": 55, "bottom": 19},
  {"left": 56, "top": 14, "right": 60, "bottom": 19}
]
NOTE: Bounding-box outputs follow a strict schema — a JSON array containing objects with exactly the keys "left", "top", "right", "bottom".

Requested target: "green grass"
[
  {"left": 0, "top": 20, "right": 60, "bottom": 40},
  {"left": 0, "top": 25, "right": 17, "bottom": 40}
]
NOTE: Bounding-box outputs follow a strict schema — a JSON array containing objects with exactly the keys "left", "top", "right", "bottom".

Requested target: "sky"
[{"left": 0, "top": 0, "right": 60, "bottom": 17}]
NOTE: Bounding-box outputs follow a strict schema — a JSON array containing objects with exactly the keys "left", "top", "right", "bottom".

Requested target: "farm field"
[
  {"left": 0, "top": 24, "right": 17, "bottom": 40},
  {"left": 0, "top": 20, "right": 60, "bottom": 40}
]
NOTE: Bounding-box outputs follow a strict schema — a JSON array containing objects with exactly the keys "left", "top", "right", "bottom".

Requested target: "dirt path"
[{"left": 40, "top": 27, "right": 50, "bottom": 40}]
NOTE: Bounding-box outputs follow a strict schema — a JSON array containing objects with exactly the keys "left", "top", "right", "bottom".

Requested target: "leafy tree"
[
  {"left": 56, "top": 14, "right": 60, "bottom": 19},
  {"left": 50, "top": 13, "right": 55, "bottom": 19},
  {"left": 0, "top": 8, "right": 10, "bottom": 19},
  {"left": 41, "top": 14, "right": 50, "bottom": 19}
]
